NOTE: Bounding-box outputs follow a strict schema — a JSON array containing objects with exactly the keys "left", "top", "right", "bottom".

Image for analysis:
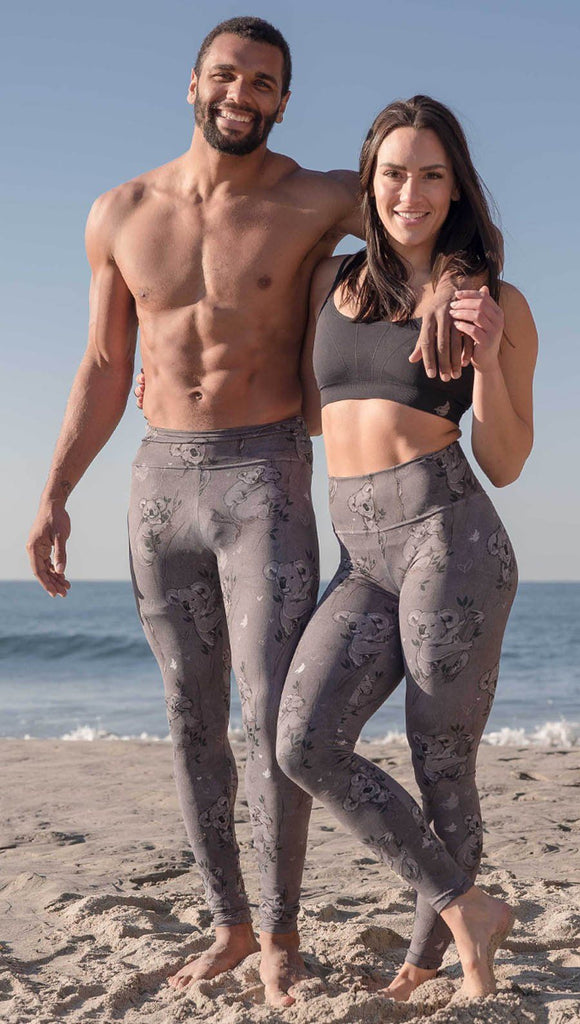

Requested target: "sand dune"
[{"left": 1, "top": 738, "right": 579, "bottom": 1023}]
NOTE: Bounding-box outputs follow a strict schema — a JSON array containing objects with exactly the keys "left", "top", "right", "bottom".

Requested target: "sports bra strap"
[{"left": 319, "top": 254, "right": 356, "bottom": 315}]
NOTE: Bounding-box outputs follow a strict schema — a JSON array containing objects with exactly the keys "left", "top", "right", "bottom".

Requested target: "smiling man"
[{"left": 27, "top": 16, "right": 460, "bottom": 1008}]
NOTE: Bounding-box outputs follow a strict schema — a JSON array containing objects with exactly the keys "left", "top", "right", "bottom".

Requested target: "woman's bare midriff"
[{"left": 322, "top": 398, "right": 461, "bottom": 477}]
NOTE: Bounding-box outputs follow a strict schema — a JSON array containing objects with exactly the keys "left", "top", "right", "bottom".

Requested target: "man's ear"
[
  {"left": 187, "top": 68, "right": 198, "bottom": 107},
  {"left": 451, "top": 180, "right": 460, "bottom": 201},
  {"left": 275, "top": 90, "right": 291, "bottom": 124}
]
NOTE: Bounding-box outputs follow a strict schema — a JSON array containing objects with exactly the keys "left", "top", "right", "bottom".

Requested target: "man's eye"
[{"left": 426, "top": 172, "right": 443, "bottom": 179}]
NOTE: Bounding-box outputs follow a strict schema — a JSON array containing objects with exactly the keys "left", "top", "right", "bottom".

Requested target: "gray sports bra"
[{"left": 312, "top": 255, "right": 474, "bottom": 425}]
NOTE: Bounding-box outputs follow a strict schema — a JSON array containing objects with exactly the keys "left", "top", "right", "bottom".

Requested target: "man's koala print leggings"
[
  {"left": 128, "top": 417, "right": 319, "bottom": 933},
  {"left": 277, "top": 442, "right": 517, "bottom": 968}
]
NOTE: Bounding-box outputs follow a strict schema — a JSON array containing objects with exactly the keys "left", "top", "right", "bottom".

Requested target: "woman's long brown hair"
[{"left": 342, "top": 95, "right": 503, "bottom": 323}]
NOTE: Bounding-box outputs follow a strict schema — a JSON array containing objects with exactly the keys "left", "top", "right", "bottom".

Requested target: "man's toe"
[{"left": 264, "top": 982, "right": 295, "bottom": 1007}]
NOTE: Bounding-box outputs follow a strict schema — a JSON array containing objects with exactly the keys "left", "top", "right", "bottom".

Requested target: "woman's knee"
[{"left": 275, "top": 726, "right": 310, "bottom": 786}]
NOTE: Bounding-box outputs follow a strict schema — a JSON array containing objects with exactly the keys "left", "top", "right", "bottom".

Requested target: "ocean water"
[{"left": 0, "top": 581, "right": 578, "bottom": 746}]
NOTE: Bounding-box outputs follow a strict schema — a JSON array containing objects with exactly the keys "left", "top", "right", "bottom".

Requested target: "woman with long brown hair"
[{"left": 277, "top": 95, "right": 537, "bottom": 1000}]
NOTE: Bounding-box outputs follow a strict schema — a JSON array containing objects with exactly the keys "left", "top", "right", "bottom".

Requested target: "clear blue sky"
[{"left": 2, "top": 0, "right": 578, "bottom": 581}]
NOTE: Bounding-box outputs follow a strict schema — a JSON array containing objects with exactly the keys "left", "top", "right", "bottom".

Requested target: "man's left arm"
[
  {"left": 410, "top": 269, "right": 489, "bottom": 381},
  {"left": 324, "top": 170, "right": 363, "bottom": 239}
]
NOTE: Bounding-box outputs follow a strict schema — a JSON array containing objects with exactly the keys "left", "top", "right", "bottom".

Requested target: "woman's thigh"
[
  {"left": 277, "top": 567, "right": 405, "bottom": 774},
  {"left": 399, "top": 492, "right": 518, "bottom": 783}
]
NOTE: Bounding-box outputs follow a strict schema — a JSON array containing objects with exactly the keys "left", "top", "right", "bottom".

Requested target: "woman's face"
[{"left": 372, "top": 126, "right": 458, "bottom": 258}]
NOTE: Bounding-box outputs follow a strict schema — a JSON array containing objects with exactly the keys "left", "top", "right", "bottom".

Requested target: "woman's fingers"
[
  {"left": 449, "top": 320, "right": 487, "bottom": 345},
  {"left": 461, "top": 336, "right": 474, "bottom": 367}
]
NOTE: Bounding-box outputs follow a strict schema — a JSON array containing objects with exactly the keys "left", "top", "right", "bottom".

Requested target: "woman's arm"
[
  {"left": 450, "top": 283, "right": 538, "bottom": 487},
  {"left": 299, "top": 256, "right": 345, "bottom": 436}
]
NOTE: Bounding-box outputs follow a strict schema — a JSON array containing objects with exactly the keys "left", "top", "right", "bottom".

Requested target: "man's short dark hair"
[{"left": 195, "top": 16, "right": 292, "bottom": 96}]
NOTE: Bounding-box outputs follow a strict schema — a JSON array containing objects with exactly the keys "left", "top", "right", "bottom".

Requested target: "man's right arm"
[{"left": 27, "top": 191, "right": 138, "bottom": 596}]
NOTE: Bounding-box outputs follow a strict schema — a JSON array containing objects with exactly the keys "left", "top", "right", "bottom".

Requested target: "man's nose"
[{"left": 226, "top": 78, "right": 251, "bottom": 106}]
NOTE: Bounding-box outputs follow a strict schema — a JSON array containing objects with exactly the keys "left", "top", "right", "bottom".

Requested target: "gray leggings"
[
  {"left": 277, "top": 442, "right": 517, "bottom": 969},
  {"left": 128, "top": 417, "right": 318, "bottom": 933}
]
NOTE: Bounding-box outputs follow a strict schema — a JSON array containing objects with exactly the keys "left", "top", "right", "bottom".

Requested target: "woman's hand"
[{"left": 449, "top": 286, "right": 504, "bottom": 373}]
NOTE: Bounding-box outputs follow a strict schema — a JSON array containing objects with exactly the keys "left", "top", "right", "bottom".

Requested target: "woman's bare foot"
[
  {"left": 441, "top": 886, "right": 515, "bottom": 999},
  {"left": 259, "top": 930, "right": 310, "bottom": 1007},
  {"left": 382, "top": 963, "right": 438, "bottom": 1001},
  {"left": 168, "top": 922, "right": 259, "bottom": 990}
]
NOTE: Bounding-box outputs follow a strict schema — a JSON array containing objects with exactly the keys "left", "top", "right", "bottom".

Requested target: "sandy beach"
[{"left": 1, "top": 737, "right": 579, "bottom": 1023}]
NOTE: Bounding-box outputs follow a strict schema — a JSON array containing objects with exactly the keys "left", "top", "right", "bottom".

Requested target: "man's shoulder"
[
  {"left": 88, "top": 160, "right": 175, "bottom": 224},
  {"left": 86, "top": 160, "right": 180, "bottom": 258},
  {"left": 275, "top": 157, "right": 358, "bottom": 202}
]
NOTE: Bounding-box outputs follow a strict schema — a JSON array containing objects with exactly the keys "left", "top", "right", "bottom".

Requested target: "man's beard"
[{"left": 194, "top": 96, "right": 279, "bottom": 156}]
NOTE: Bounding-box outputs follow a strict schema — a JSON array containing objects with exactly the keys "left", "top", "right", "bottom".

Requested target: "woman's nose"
[{"left": 399, "top": 174, "right": 420, "bottom": 203}]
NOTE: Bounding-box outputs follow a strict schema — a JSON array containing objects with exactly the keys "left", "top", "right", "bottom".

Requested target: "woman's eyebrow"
[{"left": 378, "top": 162, "right": 448, "bottom": 171}]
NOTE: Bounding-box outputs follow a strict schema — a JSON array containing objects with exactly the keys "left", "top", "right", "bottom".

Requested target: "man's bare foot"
[
  {"left": 441, "top": 886, "right": 515, "bottom": 999},
  {"left": 382, "top": 963, "right": 437, "bottom": 1001},
  {"left": 168, "top": 922, "right": 259, "bottom": 990},
  {"left": 259, "top": 930, "right": 310, "bottom": 1008}
]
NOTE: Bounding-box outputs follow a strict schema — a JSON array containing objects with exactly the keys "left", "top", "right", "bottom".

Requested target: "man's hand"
[
  {"left": 134, "top": 369, "right": 145, "bottom": 409},
  {"left": 26, "top": 505, "right": 71, "bottom": 597},
  {"left": 409, "top": 278, "right": 474, "bottom": 381}
]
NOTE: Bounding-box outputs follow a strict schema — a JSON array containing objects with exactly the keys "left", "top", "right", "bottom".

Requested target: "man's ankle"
[{"left": 259, "top": 929, "right": 300, "bottom": 949}]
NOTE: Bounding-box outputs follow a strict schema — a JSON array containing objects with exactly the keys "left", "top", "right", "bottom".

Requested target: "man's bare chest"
[{"left": 115, "top": 198, "right": 329, "bottom": 313}]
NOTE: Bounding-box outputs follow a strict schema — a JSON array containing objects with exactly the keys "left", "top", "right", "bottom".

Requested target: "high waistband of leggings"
[
  {"left": 329, "top": 441, "right": 483, "bottom": 533},
  {"left": 134, "top": 416, "right": 312, "bottom": 469}
]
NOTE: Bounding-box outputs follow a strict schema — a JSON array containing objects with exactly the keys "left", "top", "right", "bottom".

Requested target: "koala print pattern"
[
  {"left": 401, "top": 513, "right": 452, "bottom": 588},
  {"left": 166, "top": 579, "right": 223, "bottom": 649},
  {"left": 278, "top": 442, "right": 517, "bottom": 970},
  {"left": 407, "top": 603, "right": 484, "bottom": 684},
  {"left": 129, "top": 417, "right": 319, "bottom": 935},
  {"left": 264, "top": 554, "right": 318, "bottom": 641},
  {"left": 334, "top": 610, "right": 395, "bottom": 668},
  {"left": 410, "top": 727, "right": 475, "bottom": 785},
  {"left": 136, "top": 496, "right": 182, "bottom": 565}
]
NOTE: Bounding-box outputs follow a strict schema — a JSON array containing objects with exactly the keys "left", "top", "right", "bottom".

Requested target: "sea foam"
[{"left": 21, "top": 718, "right": 577, "bottom": 747}]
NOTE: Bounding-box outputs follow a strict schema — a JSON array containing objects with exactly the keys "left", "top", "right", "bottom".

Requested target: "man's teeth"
[
  {"left": 396, "top": 212, "right": 427, "bottom": 220},
  {"left": 218, "top": 110, "right": 253, "bottom": 123}
]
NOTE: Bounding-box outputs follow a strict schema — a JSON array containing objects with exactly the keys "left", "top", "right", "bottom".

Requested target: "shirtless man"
[{"left": 27, "top": 16, "right": 463, "bottom": 1008}]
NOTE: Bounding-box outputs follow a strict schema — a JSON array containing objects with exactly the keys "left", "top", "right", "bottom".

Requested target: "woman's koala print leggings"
[{"left": 277, "top": 442, "right": 517, "bottom": 969}]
